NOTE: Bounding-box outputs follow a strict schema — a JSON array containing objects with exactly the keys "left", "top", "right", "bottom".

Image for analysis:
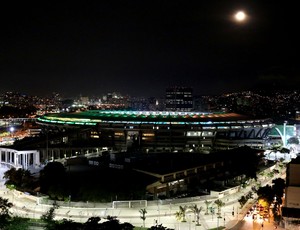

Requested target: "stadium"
[{"left": 37, "top": 110, "right": 275, "bottom": 153}]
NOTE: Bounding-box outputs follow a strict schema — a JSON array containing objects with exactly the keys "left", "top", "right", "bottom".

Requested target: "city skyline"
[{"left": 1, "top": 1, "right": 299, "bottom": 98}]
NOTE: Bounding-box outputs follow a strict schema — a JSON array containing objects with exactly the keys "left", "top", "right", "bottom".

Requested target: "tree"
[
  {"left": 139, "top": 208, "right": 147, "bottom": 227},
  {"left": 6, "top": 216, "right": 31, "bottom": 230},
  {"left": 49, "top": 215, "right": 134, "bottom": 230},
  {"left": 257, "top": 185, "right": 274, "bottom": 204},
  {"left": 0, "top": 197, "right": 13, "bottom": 229},
  {"left": 41, "top": 203, "right": 59, "bottom": 230},
  {"left": 39, "top": 162, "right": 69, "bottom": 200},
  {"left": 84, "top": 216, "right": 101, "bottom": 229},
  {"left": 179, "top": 205, "right": 188, "bottom": 222},
  {"left": 272, "top": 178, "right": 285, "bottom": 204},
  {"left": 214, "top": 199, "right": 225, "bottom": 216},
  {"left": 226, "top": 146, "right": 261, "bottom": 180},
  {"left": 148, "top": 224, "right": 173, "bottom": 230},
  {"left": 246, "top": 191, "right": 253, "bottom": 200},
  {"left": 189, "top": 204, "right": 202, "bottom": 226},
  {"left": 51, "top": 219, "right": 82, "bottom": 230},
  {"left": 100, "top": 216, "right": 122, "bottom": 230},
  {"left": 3, "top": 168, "right": 34, "bottom": 191},
  {"left": 119, "top": 222, "right": 134, "bottom": 230},
  {"left": 238, "top": 195, "right": 247, "bottom": 208},
  {"left": 175, "top": 205, "right": 188, "bottom": 222},
  {"left": 204, "top": 200, "right": 212, "bottom": 215}
]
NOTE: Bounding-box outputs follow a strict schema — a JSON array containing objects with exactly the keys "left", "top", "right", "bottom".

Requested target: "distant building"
[
  {"left": 282, "top": 157, "right": 300, "bottom": 223},
  {"left": 296, "top": 111, "right": 300, "bottom": 120},
  {"left": 80, "top": 96, "right": 89, "bottom": 105},
  {"left": 165, "top": 86, "right": 193, "bottom": 111}
]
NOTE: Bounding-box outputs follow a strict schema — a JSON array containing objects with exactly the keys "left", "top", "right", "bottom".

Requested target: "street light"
[
  {"left": 9, "top": 127, "right": 15, "bottom": 139},
  {"left": 9, "top": 126, "right": 14, "bottom": 133}
]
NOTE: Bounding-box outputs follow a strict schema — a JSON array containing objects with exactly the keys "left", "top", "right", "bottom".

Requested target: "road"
[{"left": 230, "top": 215, "right": 282, "bottom": 230}]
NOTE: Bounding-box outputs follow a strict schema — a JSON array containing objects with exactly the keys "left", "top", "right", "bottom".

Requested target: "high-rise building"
[
  {"left": 165, "top": 86, "right": 193, "bottom": 111},
  {"left": 282, "top": 157, "right": 300, "bottom": 223}
]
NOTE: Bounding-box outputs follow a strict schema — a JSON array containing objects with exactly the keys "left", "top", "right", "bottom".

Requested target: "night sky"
[{"left": 1, "top": 1, "right": 299, "bottom": 98}]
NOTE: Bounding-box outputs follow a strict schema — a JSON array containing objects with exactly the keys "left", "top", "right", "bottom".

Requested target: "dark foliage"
[
  {"left": 51, "top": 215, "right": 134, "bottom": 230},
  {"left": 148, "top": 224, "right": 174, "bottom": 230},
  {"left": 3, "top": 168, "right": 35, "bottom": 192},
  {"left": 39, "top": 162, "right": 69, "bottom": 200},
  {"left": 41, "top": 204, "right": 59, "bottom": 230},
  {"left": 0, "top": 105, "right": 37, "bottom": 118},
  {"left": 257, "top": 185, "right": 274, "bottom": 204},
  {"left": 225, "top": 146, "right": 262, "bottom": 179},
  {"left": 0, "top": 197, "right": 13, "bottom": 229},
  {"left": 6, "top": 216, "right": 31, "bottom": 230},
  {"left": 272, "top": 178, "right": 285, "bottom": 204}
]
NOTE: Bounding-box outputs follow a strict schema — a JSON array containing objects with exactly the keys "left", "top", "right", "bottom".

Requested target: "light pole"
[
  {"left": 9, "top": 127, "right": 14, "bottom": 137},
  {"left": 69, "top": 195, "right": 71, "bottom": 209},
  {"left": 283, "top": 121, "right": 287, "bottom": 147},
  {"left": 157, "top": 199, "right": 161, "bottom": 224},
  {"left": 33, "top": 204, "right": 37, "bottom": 219}
]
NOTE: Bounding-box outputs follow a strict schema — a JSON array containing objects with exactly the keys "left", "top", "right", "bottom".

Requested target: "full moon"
[{"left": 235, "top": 11, "right": 246, "bottom": 21}]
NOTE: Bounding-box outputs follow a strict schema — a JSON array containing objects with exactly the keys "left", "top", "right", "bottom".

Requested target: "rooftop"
[{"left": 38, "top": 110, "right": 268, "bottom": 126}]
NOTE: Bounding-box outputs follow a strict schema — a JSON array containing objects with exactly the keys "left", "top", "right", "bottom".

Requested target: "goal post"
[{"left": 112, "top": 200, "right": 147, "bottom": 209}]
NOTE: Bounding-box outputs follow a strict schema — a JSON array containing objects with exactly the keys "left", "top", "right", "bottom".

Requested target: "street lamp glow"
[{"left": 235, "top": 11, "right": 246, "bottom": 22}]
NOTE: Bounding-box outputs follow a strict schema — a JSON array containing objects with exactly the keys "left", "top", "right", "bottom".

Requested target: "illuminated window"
[
  {"left": 114, "top": 132, "right": 124, "bottom": 136},
  {"left": 187, "top": 131, "right": 202, "bottom": 136},
  {"left": 143, "top": 133, "right": 155, "bottom": 137}
]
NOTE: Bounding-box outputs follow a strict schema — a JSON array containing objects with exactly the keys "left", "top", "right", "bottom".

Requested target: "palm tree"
[
  {"left": 139, "top": 208, "right": 147, "bottom": 227},
  {"left": 175, "top": 211, "right": 182, "bottom": 222},
  {"left": 175, "top": 205, "right": 188, "bottom": 222},
  {"left": 204, "top": 200, "right": 212, "bottom": 215},
  {"left": 189, "top": 204, "right": 202, "bottom": 226},
  {"left": 214, "top": 199, "right": 225, "bottom": 216}
]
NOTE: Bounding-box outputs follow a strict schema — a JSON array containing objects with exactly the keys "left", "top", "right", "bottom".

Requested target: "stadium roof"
[{"left": 37, "top": 110, "right": 267, "bottom": 126}]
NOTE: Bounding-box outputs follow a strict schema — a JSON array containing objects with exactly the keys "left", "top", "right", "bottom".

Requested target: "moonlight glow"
[{"left": 235, "top": 11, "right": 246, "bottom": 21}]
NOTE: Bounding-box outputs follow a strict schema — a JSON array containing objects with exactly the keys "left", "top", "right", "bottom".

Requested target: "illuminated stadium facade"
[{"left": 37, "top": 110, "right": 275, "bottom": 153}]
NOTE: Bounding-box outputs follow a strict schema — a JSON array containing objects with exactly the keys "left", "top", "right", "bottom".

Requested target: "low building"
[{"left": 129, "top": 146, "right": 264, "bottom": 198}]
